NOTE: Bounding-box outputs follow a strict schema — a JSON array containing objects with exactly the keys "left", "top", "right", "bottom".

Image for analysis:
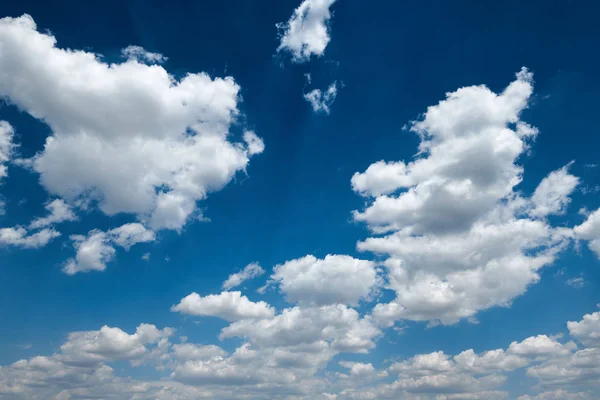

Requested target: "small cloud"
[
  {"left": 565, "top": 276, "right": 585, "bottom": 288},
  {"left": 142, "top": 252, "right": 150, "bottom": 261},
  {"left": 121, "top": 45, "right": 167, "bottom": 64},
  {"left": 165, "top": 256, "right": 170, "bottom": 262},
  {"left": 304, "top": 81, "right": 339, "bottom": 114},
  {"left": 17, "top": 344, "right": 32, "bottom": 349},
  {"left": 467, "top": 317, "right": 480, "bottom": 325},
  {"left": 584, "top": 163, "right": 598, "bottom": 168}
]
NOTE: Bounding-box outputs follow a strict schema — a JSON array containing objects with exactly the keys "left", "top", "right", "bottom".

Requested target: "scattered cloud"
[
  {"left": 121, "top": 45, "right": 167, "bottom": 64},
  {"left": 222, "top": 262, "right": 265, "bottom": 290},
  {"left": 277, "top": 0, "right": 337, "bottom": 62},
  {"left": 0, "top": 14, "right": 263, "bottom": 232},
  {"left": 304, "top": 81, "right": 339, "bottom": 114},
  {"left": 63, "top": 223, "right": 155, "bottom": 275}
]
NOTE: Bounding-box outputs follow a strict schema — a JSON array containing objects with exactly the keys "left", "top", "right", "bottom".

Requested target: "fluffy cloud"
[
  {"left": 0, "top": 120, "right": 15, "bottom": 181},
  {"left": 269, "top": 254, "right": 379, "bottom": 306},
  {"left": 304, "top": 81, "right": 339, "bottom": 114},
  {"left": 529, "top": 163, "right": 579, "bottom": 218},
  {"left": 222, "top": 262, "right": 265, "bottom": 290},
  {"left": 60, "top": 323, "right": 174, "bottom": 366},
  {"left": 277, "top": 0, "right": 337, "bottom": 62},
  {"left": 0, "top": 226, "right": 60, "bottom": 248},
  {"left": 573, "top": 208, "right": 600, "bottom": 257},
  {"left": 29, "top": 199, "right": 76, "bottom": 229},
  {"left": 352, "top": 69, "right": 573, "bottom": 325},
  {"left": 63, "top": 223, "right": 155, "bottom": 275},
  {"left": 220, "top": 304, "right": 380, "bottom": 353},
  {"left": 567, "top": 311, "right": 600, "bottom": 348},
  {"left": 0, "top": 14, "right": 263, "bottom": 231},
  {"left": 507, "top": 335, "right": 576, "bottom": 358},
  {"left": 171, "top": 291, "right": 275, "bottom": 322}
]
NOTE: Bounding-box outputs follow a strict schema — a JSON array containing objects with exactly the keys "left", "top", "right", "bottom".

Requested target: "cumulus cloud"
[
  {"left": 0, "top": 226, "right": 60, "bottom": 248},
  {"left": 222, "top": 262, "right": 265, "bottom": 290},
  {"left": 63, "top": 223, "right": 155, "bottom": 275},
  {"left": 0, "top": 120, "right": 15, "bottom": 181},
  {"left": 573, "top": 208, "right": 600, "bottom": 257},
  {"left": 352, "top": 68, "right": 573, "bottom": 325},
  {"left": 269, "top": 254, "right": 379, "bottom": 306},
  {"left": 529, "top": 163, "right": 579, "bottom": 218},
  {"left": 277, "top": 0, "right": 337, "bottom": 62},
  {"left": 568, "top": 311, "right": 600, "bottom": 348},
  {"left": 304, "top": 81, "right": 339, "bottom": 114},
  {"left": 171, "top": 291, "right": 275, "bottom": 322},
  {"left": 29, "top": 199, "right": 76, "bottom": 229},
  {"left": 0, "top": 14, "right": 263, "bottom": 232}
]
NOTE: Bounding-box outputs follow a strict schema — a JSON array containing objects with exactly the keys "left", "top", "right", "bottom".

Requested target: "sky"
[{"left": 0, "top": 0, "right": 599, "bottom": 399}]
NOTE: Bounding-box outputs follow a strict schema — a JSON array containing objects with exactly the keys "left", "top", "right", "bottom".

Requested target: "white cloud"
[
  {"left": 269, "top": 254, "right": 379, "bottom": 306},
  {"left": 304, "top": 81, "right": 339, "bottom": 114},
  {"left": 220, "top": 304, "right": 380, "bottom": 353},
  {"left": 107, "top": 222, "right": 155, "bottom": 250},
  {"left": 568, "top": 311, "right": 600, "bottom": 348},
  {"left": 172, "top": 343, "right": 226, "bottom": 362},
  {"left": 0, "top": 226, "right": 60, "bottom": 248},
  {"left": 63, "top": 223, "right": 155, "bottom": 275},
  {"left": 529, "top": 163, "right": 579, "bottom": 218},
  {"left": 0, "top": 120, "right": 15, "bottom": 181},
  {"left": 0, "top": 14, "right": 263, "bottom": 232},
  {"left": 29, "top": 199, "right": 76, "bottom": 229},
  {"left": 60, "top": 323, "right": 174, "bottom": 365},
  {"left": 171, "top": 291, "right": 275, "bottom": 322},
  {"left": 121, "top": 45, "right": 167, "bottom": 64},
  {"left": 243, "top": 131, "right": 265, "bottom": 156},
  {"left": 573, "top": 208, "right": 600, "bottom": 257},
  {"left": 565, "top": 276, "right": 585, "bottom": 288},
  {"left": 277, "top": 0, "right": 337, "bottom": 62},
  {"left": 352, "top": 68, "right": 572, "bottom": 325},
  {"left": 507, "top": 335, "right": 576, "bottom": 358},
  {"left": 222, "top": 262, "right": 265, "bottom": 290},
  {"left": 517, "top": 390, "right": 589, "bottom": 400}
]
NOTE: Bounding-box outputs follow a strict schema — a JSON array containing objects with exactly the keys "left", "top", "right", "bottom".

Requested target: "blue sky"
[{"left": 0, "top": 0, "right": 599, "bottom": 399}]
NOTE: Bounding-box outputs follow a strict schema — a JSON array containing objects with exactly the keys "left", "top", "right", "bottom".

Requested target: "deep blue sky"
[{"left": 0, "top": 1, "right": 599, "bottom": 398}]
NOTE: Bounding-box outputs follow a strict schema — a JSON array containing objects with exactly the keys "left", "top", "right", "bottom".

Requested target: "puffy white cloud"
[
  {"left": 107, "top": 222, "right": 156, "bottom": 250},
  {"left": 172, "top": 343, "right": 226, "bottom": 362},
  {"left": 60, "top": 323, "right": 174, "bottom": 366},
  {"left": 220, "top": 304, "right": 380, "bottom": 353},
  {"left": 171, "top": 291, "right": 275, "bottom": 322},
  {"left": 353, "top": 68, "right": 536, "bottom": 235},
  {"left": 507, "top": 335, "right": 576, "bottom": 358},
  {"left": 352, "top": 69, "right": 573, "bottom": 325},
  {"left": 0, "top": 120, "right": 15, "bottom": 181},
  {"left": 568, "top": 311, "right": 600, "bottom": 348},
  {"left": 304, "top": 81, "right": 339, "bottom": 114},
  {"left": 63, "top": 231, "right": 115, "bottom": 275},
  {"left": 243, "top": 131, "right": 265, "bottom": 156},
  {"left": 269, "top": 254, "right": 379, "bottom": 306},
  {"left": 63, "top": 223, "right": 155, "bottom": 275},
  {"left": 528, "top": 163, "right": 579, "bottom": 218},
  {"left": 276, "top": 0, "right": 337, "bottom": 62},
  {"left": 0, "top": 14, "right": 262, "bottom": 231},
  {"left": 573, "top": 208, "right": 600, "bottom": 257},
  {"left": 121, "top": 45, "right": 167, "bottom": 64},
  {"left": 29, "top": 199, "right": 76, "bottom": 229},
  {"left": 222, "top": 262, "right": 265, "bottom": 290},
  {"left": 0, "top": 226, "right": 60, "bottom": 248}
]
